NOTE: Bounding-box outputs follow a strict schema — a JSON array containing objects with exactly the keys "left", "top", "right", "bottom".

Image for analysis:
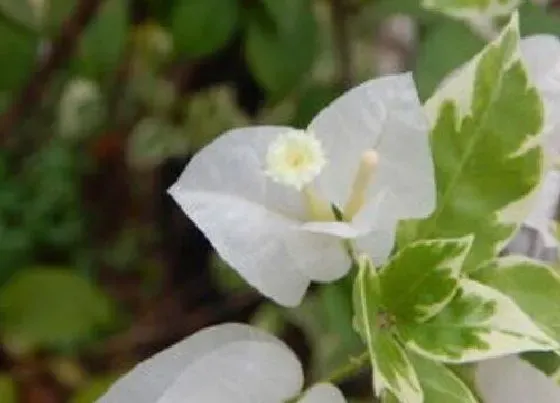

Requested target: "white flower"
[
  {"left": 518, "top": 35, "right": 560, "bottom": 249},
  {"left": 98, "top": 323, "right": 346, "bottom": 403},
  {"left": 169, "top": 73, "right": 435, "bottom": 306},
  {"left": 475, "top": 356, "right": 560, "bottom": 403}
]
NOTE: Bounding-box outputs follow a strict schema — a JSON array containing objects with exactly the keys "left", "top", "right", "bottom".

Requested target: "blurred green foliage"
[{"left": 0, "top": 0, "right": 559, "bottom": 399}]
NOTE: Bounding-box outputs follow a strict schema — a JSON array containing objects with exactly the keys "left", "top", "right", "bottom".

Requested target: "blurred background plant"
[{"left": 0, "top": 0, "right": 559, "bottom": 401}]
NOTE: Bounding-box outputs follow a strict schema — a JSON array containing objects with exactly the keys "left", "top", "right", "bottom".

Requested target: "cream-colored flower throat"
[{"left": 265, "top": 129, "right": 379, "bottom": 222}]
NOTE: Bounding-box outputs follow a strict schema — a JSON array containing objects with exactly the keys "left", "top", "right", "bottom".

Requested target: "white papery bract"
[
  {"left": 169, "top": 73, "right": 435, "bottom": 306},
  {"left": 97, "top": 323, "right": 345, "bottom": 403},
  {"left": 520, "top": 35, "right": 560, "bottom": 248},
  {"left": 475, "top": 356, "right": 560, "bottom": 403}
]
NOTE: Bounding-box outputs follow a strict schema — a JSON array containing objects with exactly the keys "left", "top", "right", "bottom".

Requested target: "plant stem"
[{"left": 323, "top": 350, "right": 369, "bottom": 384}]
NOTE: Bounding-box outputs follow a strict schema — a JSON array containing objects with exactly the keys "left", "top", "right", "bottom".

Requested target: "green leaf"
[
  {"left": 245, "top": 0, "right": 317, "bottom": 98},
  {"left": 399, "top": 279, "right": 558, "bottom": 363},
  {"left": 522, "top": 351, "right": 560, "bottom": 383},
  {"left": 409, "top": 353, "right": 478, "bottom": 403},
  {"left": 171, "top": 0, "right": 239, "bottom": 58},
  {"left": 519, "top": 2, "right": 560, "bottom": 37},
  {"left": 0, "top": 374, "right": 17, "bottom": 403},
  {"left": 74, "top": 0, "right": 128, "bottom": 79},
  {"left": 353, "top": 256, "right": 423, "bottom": 403},
  {"left": 372, "top": 332, "right": 423, "bottom": 403},
  {"left": 0, "top": 0, "right": 37, "bottom": 31},
  {"left": 422, "top": 0, "right": 520, "bottom": 20},
  {"left": 44, "top": 0, "right": 75, "bottom": 34},
  {"left": 473, "top": 256, "right": 560, "bottom": 342},
  {"left": 0, "top": 16, "right": 37, "bottom": 91},
  {"left": 352, "top": 255, "right": 383, "bottom": 341},
  {"left": 379, "top": 236, "right": 473, "bottom": 323},
  {"left": 414, "top": 20, "right": 484, "bottom": 101},
  {"left": 0, "top": 268, "right": 117, "bottom": 351},
  {"left": 71, "top": 374, "right": 120, "bottom": 403},
  {"left": 409, "top": 14, "right": 544, "bottom": 272}
]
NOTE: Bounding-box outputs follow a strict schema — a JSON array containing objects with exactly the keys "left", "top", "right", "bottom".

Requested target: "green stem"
[
  {"left": 288, "top": 351, "right": 369, "bottom": 402},
  {"left": 322, "top": 350, "right": 369, "bottom": 384}
]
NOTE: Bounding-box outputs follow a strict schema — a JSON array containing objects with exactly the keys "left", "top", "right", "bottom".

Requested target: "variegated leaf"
[
  {"left": 399, "top": 279, "right": 558, "bottom": 363},
  {"left": 379, "top": 236, "right": 473, "bottom": 322},
  {"left": 406, "top": 14, "right": 545, "bottom": 273},
  {"left": 409, "top": 353, "right": 478, "bottom": 403},
  {"left": 473, "top": 256, "right": 560, "bottom": 342},
  {"left": 372, "top": 332, "right": 423, "bottom": 403},
  {"left": 352, "top": 256, "right": 422, "bottom": 403}
]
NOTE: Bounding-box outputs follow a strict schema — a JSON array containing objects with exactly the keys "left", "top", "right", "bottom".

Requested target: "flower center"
[{"left": 265, "top": 129, "right": 326, "bottom": 190}]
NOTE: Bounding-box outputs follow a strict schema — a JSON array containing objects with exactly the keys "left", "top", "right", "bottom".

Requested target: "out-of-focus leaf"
[
  {"left": 71, "top": 374, "right": 121, "bottom": 403},
  {"left": 0, "top": 0, "right": 37, "bottom": 30},
  {"left": 210, "top": 253, "right": 248, "bottom": 293},
  {"left": 414, "top": 19, "right": 483, "bottom": 101},
  {"left": 184, "top": 85, "right": 249, "bottom": 150},
  {"left": 522, "top": 351, "right": 560, "bottom": 382},
  {"left": 0, "top": 268, "right": 117, "bottom": 352},
  {"left": 44, "top": 0, "right": 75, "bottom": 34},
  {"left": 0, "top": 16, "right": 37, "bottom": 91},
  {"left": 0, "top": 374, "right": 17, "bottom": 403},
  {"left": 171, "top": 0, "right": 239, "bottom": 57},
  {"left": 519, "top": 2, "right": 560, "bottom": 37},
  {"left": 422, "top": 0, "right": 520, "bottom": 23},
  {"left": 373, "top": 0, "right": 438, "bottom": 21},
  {"left": 74, "top": 0, "right": 128, "bottom": 79},
  {"left": 245, "top": 0, "right": 317, "bottom": 98},
  {"left": 291, "top": 84, "right": 339, "bottom": 128},
  {"left": 127, "top": 117, "right": 189, "bottom": 169},
  {"left": 58, "top": 78, "right": 104, "bottom": 139}
]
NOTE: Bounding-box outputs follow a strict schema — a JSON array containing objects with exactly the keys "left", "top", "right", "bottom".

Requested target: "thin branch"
[
  {"left": 330, "top": 0, "right": 353, "bottom": 90},
  {"left": 0, "top": 0, "right": 105, "bottom": 139}
]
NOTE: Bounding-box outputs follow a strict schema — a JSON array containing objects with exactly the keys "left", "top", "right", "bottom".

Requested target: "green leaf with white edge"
[
  {"left": 379, "top": 236, "right": 473, "bottom": 323},
  {"left": 522, "top": 351, "right": 560, "bottom": 383},
  {"left": 245, "top": 0, "right": 317, "bottom": 99},
  {"left": 0, "top": 268, "right": 117, "bottom": 351},
  {"left": 352, "top": 256, "right": 422, "bottom": 403},
  {"left": 171, "top": 0, "right": 239, "bottom": 58},
  {"left": 409, "top": 353, "right": 478, "bottom": 403},
  {"left": 352, "top": 255, "right": 382, "bottom": 342},
  {"left": 422, "top": 0, "right": 520, "bottom": 21},
  {"left": 399, "top": 278, "right": 558, "bottom": 363},
  {"left": 409, "top": 13, "right": 544, "bottom": 272},
  {"left": 372, "top": 332, "right": 423, "bottom": 403},
  {"left": 473, "top": 256, "right": 560, "bottom": 342}
]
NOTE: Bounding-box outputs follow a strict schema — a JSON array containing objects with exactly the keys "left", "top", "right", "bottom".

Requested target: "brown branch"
[
  {"left": 330, "top": 0, "right": 353, "bottom": 90},
  {"left": 0, "top": 0, "right": 105, "bottom": 139}
]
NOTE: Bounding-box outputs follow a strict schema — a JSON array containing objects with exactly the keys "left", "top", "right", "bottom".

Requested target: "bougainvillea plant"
[{"left": 97, "top": 13, "right": 560, "bottom": 403}]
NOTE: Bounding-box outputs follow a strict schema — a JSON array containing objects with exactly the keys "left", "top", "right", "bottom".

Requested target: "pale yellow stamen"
[
  {"left": 303, "top": 186, "right": 335, "bottom": 221},
  {"left": 343, "top": 149, "right": 379, "bottom": 220}
]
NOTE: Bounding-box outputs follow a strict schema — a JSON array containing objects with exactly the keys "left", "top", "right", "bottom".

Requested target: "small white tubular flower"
[
  {"left": 265, "top": 129, "right": 326, "bottom": 190},
  {"left": 97, "top": 323, "right": 346, "bottom": 403},
  {"left": 475, "top": 356, "right": 560, "bottom": 403},
  {"left": 169, "top": 73, "right": 435, "bottom": 306}
]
